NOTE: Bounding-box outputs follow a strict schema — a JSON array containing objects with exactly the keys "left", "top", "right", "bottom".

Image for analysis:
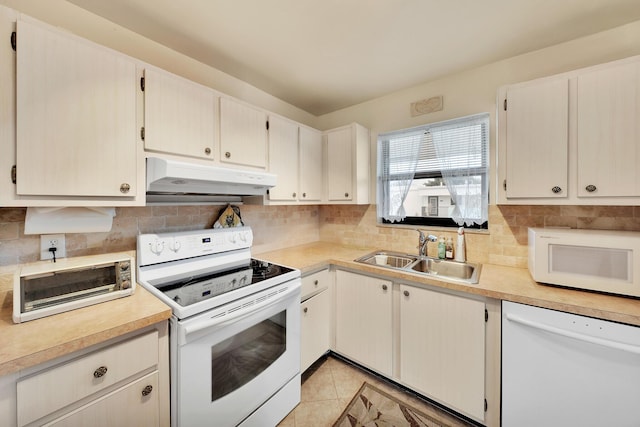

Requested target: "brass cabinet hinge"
[
  {"left": 266, "top": 120, "right": 269, "bottom": 130},
  {"left": 140, "top": 76, "right": 145, "bottom": 91},
  {"left": 140, "top": 127, "right": 145, "bottom": 141},
  {"left": 503, "top": 179, "right": 507, "bottom": 191},
  {"left": 11, "top": 165, "right": 16, "bottom": 184},
  {"left": 503, "top": 98, "right": 507, "bottom": 111},
  {"left": 485, "top": 398, "right": 488, "bottom": 412},
  {"left": 11, "top": 31, "right": 16, "bottom": 51},
  {"left": 485, "top": 308, "right": 488, "bottom": 322}
]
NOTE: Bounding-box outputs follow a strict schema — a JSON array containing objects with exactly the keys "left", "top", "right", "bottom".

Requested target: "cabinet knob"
[
  {"left": 93, "top": 366, "right": 108, "bottom": 378},
  {"left": 303, "top": 307, "right": 308, "bottom": 314},
  {"left": 314, "top": 280, "right": 319, "bottom": 286},
  {"left": 204, "top": 147, "right": 211, "bottom": 155},
  {"left": 225, "top": 152, "right": 231, "bottom": 158},
  {"left": 120, "top": 183, "right": 131, "bottom": 194},
  {"left": 382, "top": 284, "right": 388, "bottom": 291},
  {"left": 551, "top": 186, "right": 562, "bottom": 194},
  {"left": 344, "top": 192, "right": 349, "bottom": 197},
  {"left": 141, "top": 385, "right": 153, "bottom": 397},
  {"left": 585, "top": 184, "right": 597, "bottom": 193},
  {"left": 302, "top": 193, "right": 307, "bottom": 198},
  {"left": 403, "top": 290, "right": 410, "bottom": 297},
  {"left": 292, "top": 192, "right": 297, "bottom": 198}
]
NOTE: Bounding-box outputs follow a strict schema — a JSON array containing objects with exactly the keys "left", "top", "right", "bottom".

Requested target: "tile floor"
[{"left": 277, "top": 354, "right": 474, "bottom": 427}]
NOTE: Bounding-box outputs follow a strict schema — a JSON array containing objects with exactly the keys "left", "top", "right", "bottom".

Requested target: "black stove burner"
[
  {"left": 251, "top": 259, "right": 286, "bottom": 280},
  {"left": 153, "top": 259, "right": 294, "bottom": 308}
]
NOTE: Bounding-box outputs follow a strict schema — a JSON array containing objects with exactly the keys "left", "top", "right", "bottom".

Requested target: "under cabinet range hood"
[{"left": 145, "top": 157, "right": 276, "bottom": 204}]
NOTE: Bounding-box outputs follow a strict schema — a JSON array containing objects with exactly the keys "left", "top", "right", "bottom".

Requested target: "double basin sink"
[{"left": 354, "top": 250, "right": 482, "bottom": 284}]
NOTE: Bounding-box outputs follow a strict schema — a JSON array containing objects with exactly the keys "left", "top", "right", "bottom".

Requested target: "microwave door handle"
[
  {"left": 181, "top": 285, "right": 299, "bottom": 341},
  {"left": 506, "top": 313, "right": 640, "bottom": 355}
]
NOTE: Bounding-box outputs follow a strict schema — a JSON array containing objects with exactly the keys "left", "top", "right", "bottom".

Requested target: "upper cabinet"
[
  {"left": 142, "top": 68, "right": 217, "bottom": 161},
  {"left": 4, "top": 17, "right": 144, "bottom": 206},
  {"left": 267, "top": 115, "right": 300, "bottom": 202},
  {"left": 219, "top": 97, "right": 268, "bottom": 169},
  {"left": 497, "top": 55, "right": 640, "bottom": 205},
  {"left": 504, "top": 78, "right": 569, "bottom": 199},
  {"left": 576, "top": 62, "right": 640, "bottom": 198},
  {"left": 324, "top": 123, "right": 370, "bottom": 204},
  {"left": 266, "top": 120, "right": 323, "bottom": 204}
]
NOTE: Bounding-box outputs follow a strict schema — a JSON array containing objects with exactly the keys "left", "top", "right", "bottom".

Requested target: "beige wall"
[{"left": 0, "top": 206, "right": 321, "bottom": 267}]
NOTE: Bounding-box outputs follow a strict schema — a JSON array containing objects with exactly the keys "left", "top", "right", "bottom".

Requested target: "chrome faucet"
[{"left": 417, "top": 230, "right": 438, "bottom": 257}]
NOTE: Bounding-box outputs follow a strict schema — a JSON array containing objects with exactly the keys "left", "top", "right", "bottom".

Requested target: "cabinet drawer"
[
  {"left": 17, "top": 331, "right": 158, "bottom": 426},
  {"left": 44, "top": 371, "right": 159, "bottom": 427},
  {"left": 301, "top": 269, "right": 329, "bottom": 300}
]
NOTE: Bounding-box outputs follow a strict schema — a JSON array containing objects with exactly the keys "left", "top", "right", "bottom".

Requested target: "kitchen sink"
[
  {"left": 355, "top": 250, "right": 481, "bottom": 284},
  {"left": 408, "top": 258, "right": 481, "bottom": 284},
  {"left": 354, "top": 251, "right": 418, "bottom": 269}
]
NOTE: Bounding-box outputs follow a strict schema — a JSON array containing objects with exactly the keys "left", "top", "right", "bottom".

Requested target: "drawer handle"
[
  {"left": 142, "top": 385, "right": 153, "bottom": 397},
  {"left": 382, "top": 284, "right": 388, "bottom": 291},
  {"left": 93, "top": 366, "right": 108, "bottom": 378}
]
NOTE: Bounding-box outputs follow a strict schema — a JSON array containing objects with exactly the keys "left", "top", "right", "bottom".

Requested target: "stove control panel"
[{"left": 137, "top": 227, "right": 253, "bottom": 266}]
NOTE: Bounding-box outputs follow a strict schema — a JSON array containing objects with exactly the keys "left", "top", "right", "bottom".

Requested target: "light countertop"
[
  {"left": 255, "top": 242, "right": 640, "bottom": 327},
  {"left": 0, "top": 258, "right": 171, "bottom": 377}
]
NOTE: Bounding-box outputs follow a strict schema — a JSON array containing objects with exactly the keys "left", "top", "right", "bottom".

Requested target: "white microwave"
[{"left": 528, "top": 228, "right": 640, "bottom": 298}]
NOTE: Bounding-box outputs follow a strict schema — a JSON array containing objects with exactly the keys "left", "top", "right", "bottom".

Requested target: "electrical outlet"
[{"left": 40, "top": 234, "right": 66, "bottom": 261}]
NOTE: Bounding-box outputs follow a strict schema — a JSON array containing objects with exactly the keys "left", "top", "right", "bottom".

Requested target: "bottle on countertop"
[
  {"left": 437, "top": 236, "right": 446, "bottom": 259},
  {"left": 455, "top": 227, "right": 466, "bottom": 262},
  {"left": 445, "top": 237, "right": 454, "bottom": 259}
]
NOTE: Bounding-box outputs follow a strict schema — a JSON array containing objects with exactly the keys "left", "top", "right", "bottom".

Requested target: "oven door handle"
[{"left": 181, "top": 284, "right": 300, "bottom": 342}]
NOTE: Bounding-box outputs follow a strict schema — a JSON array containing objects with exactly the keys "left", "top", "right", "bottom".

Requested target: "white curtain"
[
  {"left": 431, "top": 117, "right": 489, "bottom": 226},
  {"left": 377, "top": 132, "right": 422, "bottom": 222}
]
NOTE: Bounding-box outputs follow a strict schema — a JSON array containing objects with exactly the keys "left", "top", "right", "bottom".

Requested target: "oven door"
[{"left": 172, "top": 280, "right": 301, "bottom": 427}]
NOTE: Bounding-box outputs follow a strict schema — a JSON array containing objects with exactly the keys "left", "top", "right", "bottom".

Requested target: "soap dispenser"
[
  {"left": 455, "top": 227, "right": 466, "bottom": 262},
  {"left": 437, "top": 236, "right": 446, "bottom": 259}
]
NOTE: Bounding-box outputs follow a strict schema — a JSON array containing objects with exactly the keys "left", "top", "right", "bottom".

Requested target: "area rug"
[{"left": 333, "top": 382, "right": 451, "bottom": 427}]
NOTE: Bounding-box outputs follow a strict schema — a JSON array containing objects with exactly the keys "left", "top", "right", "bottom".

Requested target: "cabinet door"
[
  {"left": 326, "top": 127, "right": 353, "bottom": 201},
  {"left": 400, "top": 284, "right": 485, "bottom": 421},
  {"left": 505, "top": 78, "right": 569, "bottom": 198},
  {"left": 335, "top": 271, "right": 392, "bottom": 376},
  {"left": 267, "top": 116, "right": 299, "bottom": 201},
  {"left": 219, "top": 97, "right": 267, "bottom": 168},
  {"left": 301, "top": 290, "right": 331, "bottom": 372},
  {"left": 577, "top": 61, "right": 640, "bottom": 197},
  {"left": 46, "top": 372, "right": 159, "bottom": 427},
  {"left": 299, "top": 127, "right": 323, "bottom": 201},
  {"left": 143, "top": 68, "right": 216, "bottom": 160},
  {"left": 16, "top": 19, "right": 137, "bottom": 198}
]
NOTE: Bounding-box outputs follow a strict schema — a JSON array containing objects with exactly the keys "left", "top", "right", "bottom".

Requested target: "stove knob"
[
  {"left": 150, "top": 240, "right": 165, "bottom": 255},
  {"left": 169, "top": 239, "right": 182, "bottom": 252}
]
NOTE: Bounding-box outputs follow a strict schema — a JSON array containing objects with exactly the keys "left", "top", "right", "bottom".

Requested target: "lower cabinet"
[
  {"left": 45, "top": 372, "right": 159, "bottom": 427},
  {"left": 5, "top": 324, "right": 169, "bottom": 427},
  {"left": 334, "top": 270, "right": 393, "bottom": 376},
  {"left": 300, "top": 269, "right": 331, "bottom": 372},
  {"left": 332, "top": 269, "right": 496, "bottom": 426},
  {"left": 399, "top": 283, "right": 486, "bottom": 421}
]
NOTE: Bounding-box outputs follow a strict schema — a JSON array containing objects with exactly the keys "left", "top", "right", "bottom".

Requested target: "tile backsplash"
[{"left": 1, "top": 204, "right": 639, "bottom": 269}]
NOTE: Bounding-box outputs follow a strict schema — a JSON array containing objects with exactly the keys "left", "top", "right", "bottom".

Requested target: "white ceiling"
[{"left": 67, "top": 0, "right": 640, "bottom": 115}]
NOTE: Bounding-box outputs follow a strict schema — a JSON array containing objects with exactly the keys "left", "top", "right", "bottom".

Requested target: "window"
[{"left": 377, "top": 113, "right": 489, "bottom": 229}]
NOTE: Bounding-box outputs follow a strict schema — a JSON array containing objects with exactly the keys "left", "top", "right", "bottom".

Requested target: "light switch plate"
[{"left": 40, "top": 234, "right": 66, "bottom": 261}]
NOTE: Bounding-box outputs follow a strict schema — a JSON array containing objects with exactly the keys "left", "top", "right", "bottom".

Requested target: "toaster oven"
[{"left": 13, "top": 252, "right": 135, "bottom": 323}]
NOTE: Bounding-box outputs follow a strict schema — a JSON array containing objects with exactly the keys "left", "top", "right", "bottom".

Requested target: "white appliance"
[
  {"left": 528, "top": 227, "right": 640, "bottom": 297},
  {"left": 137, "top": 227, "right": 301, "bottom": 427},
  {"left": 502, "top": 301, "right": 640, "bottom": 427},
  {"left": 13, "top": 252, "right": 134, "bottom": 323},
  {"left": 145, "top": 157, "right": 277, "bottom": 205}
]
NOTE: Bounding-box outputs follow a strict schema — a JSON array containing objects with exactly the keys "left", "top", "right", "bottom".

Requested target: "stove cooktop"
[{"left": 156, "top": 260, "right": 295, "bottom": 308}]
